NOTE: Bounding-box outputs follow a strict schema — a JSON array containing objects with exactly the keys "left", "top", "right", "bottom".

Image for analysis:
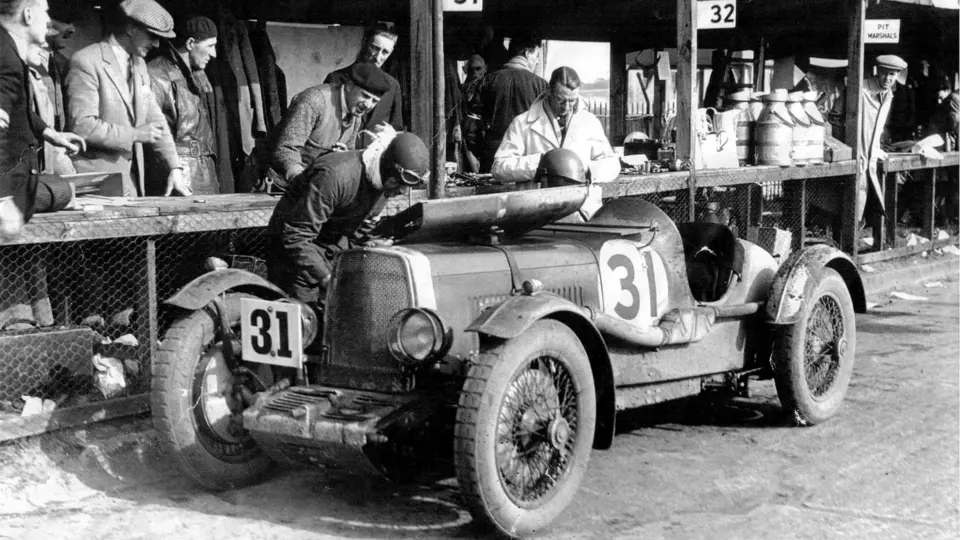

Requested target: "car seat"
[{"left": 677, "top": 222, "right": 744, "bottom": 303}]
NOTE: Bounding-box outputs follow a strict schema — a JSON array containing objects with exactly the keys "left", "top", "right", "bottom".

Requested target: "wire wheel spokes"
[
  {"left": 804, "top": 294, "right": 845, "bottom": 398},
  {"left": 496, "top": 355, "right": 580, "bottom": 504}
]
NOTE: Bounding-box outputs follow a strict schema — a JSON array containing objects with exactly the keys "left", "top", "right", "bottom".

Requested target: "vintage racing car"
[{"left": 152, "top": 185, "right": 864, "bottom": 538}]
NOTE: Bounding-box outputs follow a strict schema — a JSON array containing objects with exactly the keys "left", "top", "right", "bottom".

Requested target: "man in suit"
[
  {"left": 324, "top": 23, "right": 403, "bottom": 148},
  {"left": 65, "top": 0, "right": 189, "bottom": 198},
  {"left": 0, "top": 0, "right": 85, "bottom": 240}
]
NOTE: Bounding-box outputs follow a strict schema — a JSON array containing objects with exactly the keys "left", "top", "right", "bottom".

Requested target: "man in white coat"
[{"left": 492, "top": 66, "right": 619, "bottom": 219}]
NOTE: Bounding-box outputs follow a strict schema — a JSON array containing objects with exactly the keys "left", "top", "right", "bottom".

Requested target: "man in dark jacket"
[
  {"left": 0, "top": 0, "right": 85, "bottom": 240},
  {"left": 324, "top": 23, "right": 403, "bottom": 147},
  {"left": 148, "top": 15, "right": 220, "bottom": 195},
  {"left": 267, "top": 132, "right": 429, "bottom": 306},
  {"left": 473, "top": 29, "right": 548, "bottom": 172}
]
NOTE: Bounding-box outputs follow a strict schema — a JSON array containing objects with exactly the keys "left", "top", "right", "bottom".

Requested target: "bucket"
[{"left": 755, "top": 89, "right": 794, "bottom": 167}]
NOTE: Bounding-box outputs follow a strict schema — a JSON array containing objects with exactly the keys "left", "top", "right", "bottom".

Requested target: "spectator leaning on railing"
[{"left": 0, "top": 0, "right": 85, "bottom": 240}]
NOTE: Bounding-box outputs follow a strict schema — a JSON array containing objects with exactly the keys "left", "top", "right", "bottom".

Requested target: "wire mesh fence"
[{"left": 0, "top": 206, "right": 273, "bottom": 428}]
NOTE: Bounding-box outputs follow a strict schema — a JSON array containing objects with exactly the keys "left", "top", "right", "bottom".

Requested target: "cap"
[
  {"left": 347, "top": 63, "right": 392, "bottom": 97},
  {"left": 178, "top": 16, "right": 217, "bottom": 42},
  {"left": 119, "top": 0, "right": 175, "bottom": 39},
  {"left": 875, "top": 54, "right": 907, "bottom": 71}
]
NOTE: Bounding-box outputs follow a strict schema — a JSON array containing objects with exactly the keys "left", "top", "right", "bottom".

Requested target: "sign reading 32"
[{"left": 598, "top": 240, "right": 669, "bottom": 326}]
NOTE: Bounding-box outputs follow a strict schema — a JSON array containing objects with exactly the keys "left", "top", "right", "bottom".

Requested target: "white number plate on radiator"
[{"left": 240, "top": 298, "right": 302, "bottom": 368}]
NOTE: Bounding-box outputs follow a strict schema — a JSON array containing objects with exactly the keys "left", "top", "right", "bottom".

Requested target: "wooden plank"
[
  {"left": 677, "top": 0, "right": 697, "bottom": 221},
  {"left": 609, "top": 40, "right": 628, "bottom": 146},
  {"left": 11, "top": 210, "right": 275, "bottom": 245},
  {"left": 884, "top": 152, "right": 960, "bottom": 172},
  {"left": 410, "top": 0, "right": 434, "bottom": 152},
  {"left": 0, "top": 394, "right": 150, "bottom": 443},
  {"left": 856, "top": 235, "right": 960, "bottom": 264},
  {"left": 430, "top": 0, "right": 445, "bottom": 200},
  {"left": 842, "top": 0, "right": 866, "bottom": 256}
]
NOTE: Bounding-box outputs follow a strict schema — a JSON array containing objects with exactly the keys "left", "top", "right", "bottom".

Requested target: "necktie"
[{"left": 127, "top": 57, "right": 136, "bottom": 95}]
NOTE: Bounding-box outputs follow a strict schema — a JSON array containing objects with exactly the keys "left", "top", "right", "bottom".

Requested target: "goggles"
[{"left": 393, "top": 163, "right": 430, "bottom": 186}]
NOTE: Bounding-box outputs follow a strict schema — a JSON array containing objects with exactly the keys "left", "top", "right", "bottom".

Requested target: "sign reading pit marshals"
[{"left": 865, "top": 19, "right": 901, "bottom": 44}]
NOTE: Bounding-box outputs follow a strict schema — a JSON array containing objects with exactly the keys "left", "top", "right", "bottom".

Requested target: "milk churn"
[
  {"left": 724, "top": 90, "right": 754, "bottom": 166},
  {"left": 749, "top": 91, "right": 767, "bottom": 124},
  {"left": 755, "top": 89, "right": 794, "bottom": 167},
  {"left": 802, "top": 90, "right": 826, "bottom": 164},
  {"left": 786, "top": 91, "right": 812, "bottom": 166}
]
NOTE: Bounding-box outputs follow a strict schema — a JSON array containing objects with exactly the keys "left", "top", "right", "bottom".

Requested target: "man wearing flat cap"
[
  {"left": 66, "top": 0, "right": 190, "bottom": 197},
  {"left": 147, "top": 15, "right": 220, "bottom": 195},
  {"left": 829, "top": 54, "right": 907, "bottom": 222},
  {"left": 324, "top": 23, "right": 404, "bottom": 148},
  {"left": 264, "top": 62, "right": 392, "bottom": 189}
]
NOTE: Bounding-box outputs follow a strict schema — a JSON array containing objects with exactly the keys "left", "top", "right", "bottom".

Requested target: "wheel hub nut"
[{"left": 548, "top": 417, "right": 571, "bottom": 450}]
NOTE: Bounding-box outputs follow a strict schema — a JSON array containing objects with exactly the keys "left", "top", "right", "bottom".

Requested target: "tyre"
[
  {"left": 455, "top": 319, "right": 596, "bottom": 538},
  {"left": 152, "top": 293, "right": 273, "bottom": 490},
  {"left": 772, "top": 268, "right": 857, "bottom": 425}
]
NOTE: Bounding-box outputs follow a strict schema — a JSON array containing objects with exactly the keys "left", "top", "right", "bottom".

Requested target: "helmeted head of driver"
[
  {"left": 379, "top": 133, "right": 430, "bottom": 197},
  {"left": 534, "top": 148, "right": 588, "bottom": 188}
]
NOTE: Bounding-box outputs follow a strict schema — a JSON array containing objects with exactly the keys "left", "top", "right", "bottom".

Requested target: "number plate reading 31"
[
  {"left": 599, "top": 240, "right": 669, "bottom": 327},
  {"left": 240, "top": 298, "right": 303, "bottom": 368},
  {"left": 698, "top": 0, "right": 737, "bottom": 30}
]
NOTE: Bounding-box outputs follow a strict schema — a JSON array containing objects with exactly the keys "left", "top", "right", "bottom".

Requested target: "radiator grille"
[{"left": 325, "top": 251, "right": 412, "bottom": 375}]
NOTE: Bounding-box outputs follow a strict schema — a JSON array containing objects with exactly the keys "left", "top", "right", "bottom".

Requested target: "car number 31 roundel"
[{"left": 598, "top": 240, "right": 670, "bottom": 326}]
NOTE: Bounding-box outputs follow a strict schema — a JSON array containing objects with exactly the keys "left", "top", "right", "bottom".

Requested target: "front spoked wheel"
[
  {"left": 773, "top": 268, "right": 857, "bottom": 425},
  {"left": 455, "top": 320, "right": 596, "bottom": 538}
]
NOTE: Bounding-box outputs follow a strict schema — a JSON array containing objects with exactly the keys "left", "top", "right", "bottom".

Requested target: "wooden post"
[
  {"left": 922, "top": 169, "right": 938, "bottom": 242},
  {"left": 410, "top": 0, "right": 434, "bottom": 164},
  {"left": 840, "top": 0, "right": 866, "bottom": 256},
  {"left": 677, "top": 0, "right": 698, "bottom": 221},
  {"left": 430, "top": 0, "right": 445, "bottom": 199},
  {"left": 609, "top": 40, "right": 628, "bottom": 146}
]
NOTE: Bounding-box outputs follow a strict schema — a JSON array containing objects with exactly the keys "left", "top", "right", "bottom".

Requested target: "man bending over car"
[{"left": 266, "top": 131, "right": 429, "bottom": 308}]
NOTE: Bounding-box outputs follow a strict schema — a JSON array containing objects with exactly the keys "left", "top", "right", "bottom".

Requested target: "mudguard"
[
  {"left": 466, "top": 292, "right": 593, "bottom": 339},
  {"left": 165, "top": 269, "right": 287, "bottom": 310},
  {"left": 466, "top": 292, "right": 617, "bottom": 450},
  {"left": 765, "top": 244, "right": 867, "bottom": 325}
]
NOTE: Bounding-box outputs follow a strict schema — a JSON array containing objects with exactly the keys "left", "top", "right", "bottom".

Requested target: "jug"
[
  {"left": 755, "top": 89, "right": 794, "bottom": 167},
  {"left": 786, "top": 91, "right": 813, "bottom": 166},
  {"left": 802, "top": 91, "right": 826, "bottom": 165},
  {"left": 723, "top": 90, "right": 754, "bottom": 166}
]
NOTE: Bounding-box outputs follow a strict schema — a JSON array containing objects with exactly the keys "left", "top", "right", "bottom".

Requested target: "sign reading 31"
[
  {"left": 240, "top": 298, "right": 303, "bottom": 368},
  {"left": 443, "top": 0, "right": 483, "bottom": 12},
  {"left": 698, "top": 0, "right": 737, "bottom": 30}
]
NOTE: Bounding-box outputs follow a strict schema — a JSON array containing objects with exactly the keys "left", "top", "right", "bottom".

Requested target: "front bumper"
[{"left": 242, "top": 385, "right": 425, "bottom": 474}]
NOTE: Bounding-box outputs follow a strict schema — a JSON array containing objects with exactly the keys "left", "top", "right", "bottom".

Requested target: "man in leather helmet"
[{"left": 267, "top": 132, "right": 430, "bottom": 306}]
